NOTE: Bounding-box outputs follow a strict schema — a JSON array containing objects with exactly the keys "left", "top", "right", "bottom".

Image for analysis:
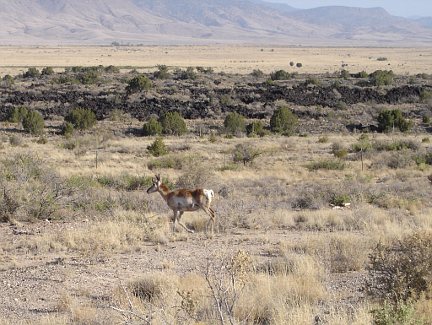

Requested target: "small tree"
[
  {"left": 270, "top": 106, "right": 298, "bottom": 135},
  {"left": 377, "top": 109, "right": 412, "bottom": 133},
  {"left": 147, "top": 138, "right": 168, "bottom": 157},
  {"left": 22, "top": 110, "right": 44, "bottom": 135},
  {"left": 160, "top": 112, "right": 187, "bottom": 136},
  {"left": 65, "top": 108, "right": 96, "bottom": 130},
  {"left": 224, "top": 112, "right": 246, "bottom": 136},
  {"left": 126, "top": 75, "right": 152, "bottom": 94},
  {"left": 143, "top": 117, "right": 163, "bottom": 136},
  {"left": 61, "top": 122, "right": 74, "bottom": 138},
  {"left": 233, "top": 144, "right": 261, "bottom": 166}
]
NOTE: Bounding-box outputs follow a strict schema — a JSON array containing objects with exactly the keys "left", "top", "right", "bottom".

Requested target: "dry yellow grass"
[{"left": 1, "top": 46, "right": 432, "bottom": 75}]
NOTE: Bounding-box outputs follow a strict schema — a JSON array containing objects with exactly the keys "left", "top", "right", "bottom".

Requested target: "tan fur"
[{"left": 147, "top": 175, "right": 216, "bottom": 233}]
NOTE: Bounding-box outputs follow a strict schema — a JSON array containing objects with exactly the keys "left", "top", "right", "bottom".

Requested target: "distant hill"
[{"left": 0, "top": 0, "right": 431, "bottom": 45}]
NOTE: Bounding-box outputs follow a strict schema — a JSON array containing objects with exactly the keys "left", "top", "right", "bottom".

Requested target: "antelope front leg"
[
  {"left": 172, "top": 210, "right": 179, "bottom": 233},
  {"left": 177, "top": 211, "right": 194, "bottom": 233}
]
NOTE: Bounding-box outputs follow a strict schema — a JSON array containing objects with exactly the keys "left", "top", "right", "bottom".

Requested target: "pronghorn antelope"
[{"left": 146, "top": 174, "right": 216, "bottom": 233}]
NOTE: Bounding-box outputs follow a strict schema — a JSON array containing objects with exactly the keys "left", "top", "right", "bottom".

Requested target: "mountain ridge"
[{"left": 1, "top": 0, "right": 431, "bottom": 45}]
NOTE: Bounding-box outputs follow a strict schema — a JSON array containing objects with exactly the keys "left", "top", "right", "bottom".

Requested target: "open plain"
[{"left": 0, "top": 46, "right": 432, "bottom": 324}]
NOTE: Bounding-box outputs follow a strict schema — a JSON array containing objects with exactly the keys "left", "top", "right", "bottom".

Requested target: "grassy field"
[
  {"left": 0, "top": 117, "right": 431, "bottom": 324},
  {"left": 0, "top": 46, "right": 431, "bottom": 324},
  {"left": 1, "top": 46, "right": 432, "bottom": 75}
]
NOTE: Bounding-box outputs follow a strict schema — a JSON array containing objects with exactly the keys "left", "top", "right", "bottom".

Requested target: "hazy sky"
[{"left": 265, "top": 1, "right": 432, "bottom": 17}]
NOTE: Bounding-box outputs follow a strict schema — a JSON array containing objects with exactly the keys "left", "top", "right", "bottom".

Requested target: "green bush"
[
  {"left": 41, "top": 67, "right": 55, "bottom": 75},
  {"left": 160, "top": 112, "right": 187, "bottom": 136},
  {"left": 65, "top": 108, "right": 96, "bottom": 130},
  {"left": 2, "top": 74, "right": 14, "bottom": 87},
  {"left": 372, "top": 301, "right": 418, "bottom": 325},
  {"left": 8, "top": 106, "right": 29, "bottom": 123},
  {"left": 306, "top": 159, "right": 346, "bottom": 171},
  {"left": 246, "top": 120, "right": 267, "bottom": 137},
  {"left": 250, "top": 69, "right": 264, "bottom": 78},
  {"left": 78, "top": 70, "right": 99, "bottom": 84},
  {"left": 143, "top": 117, "right": 163, "bottom": 136},
  {"left": 177, "top": 67, "right": 197, "bottom": 80},
  {"left": 367, "top": 231, "right": 432, "bottom": 304},
  {"left": 331, "top": 142, "right": 348, "bottom": 159},
  {"left": 369, "top": 70, "right": 394, "bottom": 86},
  {"left": 153, "top": 65, "right": 171, "bottom": 79},
  {"left": 270, "top": 70, "right": 294, "bottom": 80},
  {"left": 147, "top": 138, "right": 168, "bottom": 157},
  {"left": 23, "top": 67, "right": 40, "bottom": 78},
  {"left": 62, "top": 122, "right": 75, "bottom": 138},
  {"left": 126, "top": 75, "right": 152, "bottom": 94},
  {"left": 270, "top": 106, "right": 298, "bottom": 135},
  {"left": 340, "top": 69, "right": 350, "bottom": 79},
  {"left": 224, "top": 112, "right": 246, "bottom": 135},
  {"left": 22, "top": 110, "right": 44, "bottom": 135},
  {"left": 377, "top": 109, "right": 412, "bottom": 133}
]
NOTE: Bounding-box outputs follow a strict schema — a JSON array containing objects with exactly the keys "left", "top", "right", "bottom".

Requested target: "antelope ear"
[{"left": 156, "top": 174, "right": 161, "bottom": 181}]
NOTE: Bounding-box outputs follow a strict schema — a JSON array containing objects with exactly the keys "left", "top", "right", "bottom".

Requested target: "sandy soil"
[{"left": 1, "top": 46, "right": 431, "bottom": 75}]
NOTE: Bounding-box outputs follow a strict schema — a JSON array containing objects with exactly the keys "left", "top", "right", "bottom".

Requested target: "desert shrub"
[
  {"left": 142, "top": 117, "right": 162, "bottom": 136},
  {"left": 377, "top": 109, "right": 412, "bottom": 133},
  {"left": 160, "top": 111, "right": 187, "bottom": 136},
  {"left": 196, "top": 66, "right": 214, "bottom": 74},
  {"left": 306, "top": 159, "right": 345, "bottom": 171},
  {"left": 9, "top": 135, "right": 23, "bottom": 146},
  {"left": 305, "top": 77, "right": 320, "bottom": 86},
  {"left": 177, "top": 67, "right": 197, "bottom": 80},
  {"left": 296, "top": 62, "right": 303, "bottom": 68},
  {"left": 23, "top": 67, "right": 40, "bottom": 78},
  {"left": 154, "top": 65, "right": 171, "bottom": 79},
  {"left": 232, "top": 144, "right": 261, "bottom": 166},
  {"left": 147, "top": 138, "right": 168, "bottom": 157},
  {"left": 219, "top": 94, "right": 234, "bottom": 106},
  {"left": 367, "top": 231, "right": 432, "bottom": 304},
  {"left": 415, "top": 152, "right": 432, "bottom": 166},
  {"left": 289, "top": 61, "right": 295, "bottom": 67},
  {"left": 224, "top": 112, "right": 246, "bottom": 135},
  {"left": 384, "top": 151, "right": 414, "bottom": 169},
  {"left": 329, "top": 194, "right": 350, "bottom": 207},
  {"left": 373, "top": 139, "right": 419, "bottom": 152},
  {"left": 22, "top": 110, "right": 44, "bottom": 135},
  {"left": 369, "top": 70, "right": 394, "bottom": 86},
  {"left": 104, "top": 65, "right": 120, "bottom": 73},
  {"left": 2, "top": 74, "right": 14, "bottom": 87},
  {"left": 65, "top": 108, "right": 96, "bottom": 130},
  {"left": 331, "top": 142, "right": 348, "bottom": 159},
  {"left": 77, "top": 70, "right": 99, "bottom": 84},
  {"left": 353, "top": 71, "right": 369, "bottom": 78},
  {"left": 270, "top": 106, "right": 298, "bottom": 135},
  {"left": 8, "top": 106, "right": 28, "bottom": 123},
  {"left": 377, "top": 57, "right": 388, "bottom": 61},
  {"left": 126, "top": 75, "right": 152, "bottom": 94},
  {"left": 371, "top": 301, "right": 418, "bottom": 325},
  {"left": 340, "top": 69, "right": 350, "bottom": 79},
  {"left": 41, "top": 67, "right": 55, "bottom": 75},
  {"left": 61, "top": 122, "right": 75, "bottom": 138},
  {"left": 422, "top": 115, "right": 431, "bottom": 124},
  {"left": 250, "top": 69, "right": 264, "bottom": 78},
  {"left": 246, "top": 120, "right": 267, "bottom": 137},
  {"left": 270, "top": 69, "right": 293, "bottom": 80},
  {"left": 176, "top": 164, "right": 214, "bottom": 188},
  {"left": 147, "top": 155, "right": 191, "bottom": 170},
  {"left": 419, "top": 90, "right": 432, "bottom": 103},
  {"left": 318, "top": 136, "right": 329, "bottom": 143},
  {"left": 351, "top": 134, "right": 373, "bottom": 153}
]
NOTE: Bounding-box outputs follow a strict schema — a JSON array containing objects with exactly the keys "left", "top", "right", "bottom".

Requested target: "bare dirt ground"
[
  {"left": 0, "top": 221, "right": 366, "bottom": 324},
  {"left": 1, "top": 46, "right": 432, "bottom": 75}
]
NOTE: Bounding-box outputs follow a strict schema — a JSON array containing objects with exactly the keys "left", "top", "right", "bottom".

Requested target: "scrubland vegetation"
[{"left": 0, "top": 62, "right": 431, "bottom": 324}]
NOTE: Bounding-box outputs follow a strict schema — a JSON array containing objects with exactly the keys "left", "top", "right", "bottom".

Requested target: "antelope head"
[{"left": 147, "top": 174, "right": 162, "bottom": 194}]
